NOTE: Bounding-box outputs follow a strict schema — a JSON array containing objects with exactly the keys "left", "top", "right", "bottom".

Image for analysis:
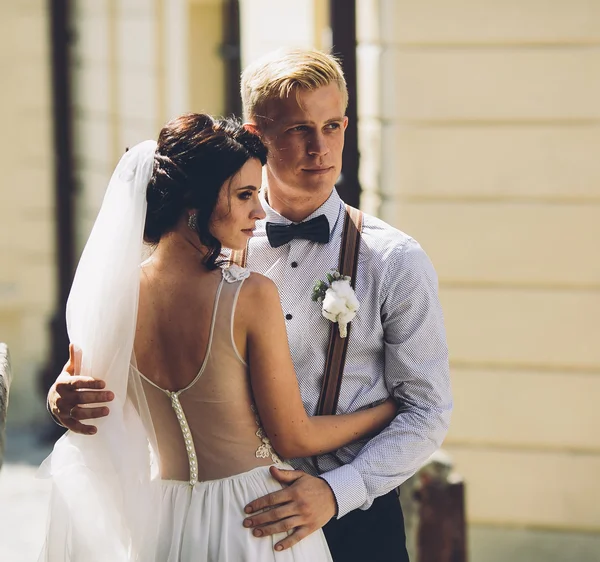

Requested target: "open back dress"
[{"left": 131, "top": 266, "right": 332, "bottom": 561}]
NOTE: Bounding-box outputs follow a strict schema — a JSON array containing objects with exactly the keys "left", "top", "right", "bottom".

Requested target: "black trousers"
[{"left": 322, "top": 489, "right": 409, "bottom": 562}]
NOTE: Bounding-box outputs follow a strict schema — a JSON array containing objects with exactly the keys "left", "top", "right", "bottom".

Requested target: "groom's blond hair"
[{"left": 241, "top": 48, "right": 348, "bottom": 124}]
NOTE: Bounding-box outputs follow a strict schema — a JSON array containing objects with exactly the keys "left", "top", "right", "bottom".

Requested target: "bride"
[{"left": 39, "top": 113, "right": 396, "bottom": 561}]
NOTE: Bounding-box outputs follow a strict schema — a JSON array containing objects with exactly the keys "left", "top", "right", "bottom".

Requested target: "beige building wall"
[
  {"left": 188, "top": 0, "right": 225, "bottom": 116},
  {"left": 240, "top": 0, "right": 330, "bottom": 68},
  {"left": 73, "top": 0, "right": 181, "bottom": 247},
  {"left": 0, "top": 1, "right": 55, "bottom": 425},
  {"left": 357, "top": 0, "right": 600, "bottom": 552}
]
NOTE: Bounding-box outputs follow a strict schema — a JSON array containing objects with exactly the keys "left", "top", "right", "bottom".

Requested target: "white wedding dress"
[
  {"left": 39, "top": 143, "right": 332, "bottom": 561},
  {"left": 131, "top": 266, "right": 332, "bottom": 561}
]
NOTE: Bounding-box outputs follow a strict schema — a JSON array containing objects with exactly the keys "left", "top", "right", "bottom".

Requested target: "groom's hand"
[
  {"left": 47, "top": 344, "right": 114, "bottom": 435},
  {"left": 243, "top": 466, "right": 337, "bottom": 551}
]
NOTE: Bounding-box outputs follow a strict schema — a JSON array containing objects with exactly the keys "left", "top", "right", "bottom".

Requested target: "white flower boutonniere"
[{"left": 311, "top": 270, "right": 360, "bottom": 338}]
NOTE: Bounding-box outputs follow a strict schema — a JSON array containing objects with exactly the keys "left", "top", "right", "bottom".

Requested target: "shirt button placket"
[{"left": 286, "top": 256, "right": 298, "bottom": 319}]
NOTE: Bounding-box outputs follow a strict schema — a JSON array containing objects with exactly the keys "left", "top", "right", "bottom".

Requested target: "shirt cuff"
[{"left": 319, "top": 463, "right": 368, "bottom": 519}]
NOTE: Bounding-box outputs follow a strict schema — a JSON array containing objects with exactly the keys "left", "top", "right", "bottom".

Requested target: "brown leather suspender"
[{"left": 315, "top": 204, "right": 364, "bottom": 417}]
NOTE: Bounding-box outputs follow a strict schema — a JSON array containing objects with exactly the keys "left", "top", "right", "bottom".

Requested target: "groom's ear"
[{"left": 243, "top": 122, "right": 261, "bottom": 137}]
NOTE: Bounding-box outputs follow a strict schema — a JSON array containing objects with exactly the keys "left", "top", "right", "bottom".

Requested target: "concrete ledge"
[
  {"left": 469, "top": 525, "right": 600, "bottom": 562},
  {"left": 0, "top": 343, "right": 12, "bottom": 470}
]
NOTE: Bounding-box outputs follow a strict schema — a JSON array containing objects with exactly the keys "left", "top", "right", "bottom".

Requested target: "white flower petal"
[
  {"left": 317, "top": 272, "right": 359, "bottom": 334},
  {"left": 346, "top": 294, "right": 360, "bottom": 311},
  {"left": 322, "top": 308, "right": 338, "bottom": 323},
  {"left": 330, "top": 280, "right": 354, "bottom": 298},
  {"left": 322, "top": 290, "right": 346, "bottom": 315},
  {"left": 338, "top": 310, "right": 356, "bottom": 325}
]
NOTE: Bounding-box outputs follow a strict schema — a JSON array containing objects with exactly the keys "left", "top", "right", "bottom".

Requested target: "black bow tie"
[{"left": 266, "top": 215, "right": 330, "bottom": 248}]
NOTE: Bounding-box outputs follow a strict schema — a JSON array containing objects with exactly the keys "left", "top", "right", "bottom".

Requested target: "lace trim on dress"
[
  {"left": 222, "top": 264, "right": 250, "bottom": 283},
  {"left": 250, "top": 404, "right": 283, "bottom": 465}
]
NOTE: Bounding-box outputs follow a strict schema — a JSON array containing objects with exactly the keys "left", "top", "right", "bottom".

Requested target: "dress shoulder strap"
[{"left": 213, "top": 266, "right": 250, "bottom": 366}]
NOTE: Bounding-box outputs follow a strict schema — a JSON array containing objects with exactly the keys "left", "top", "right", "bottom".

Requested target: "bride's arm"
[{"left": 238, "top": 274, "right": 397, "bottom": 459}]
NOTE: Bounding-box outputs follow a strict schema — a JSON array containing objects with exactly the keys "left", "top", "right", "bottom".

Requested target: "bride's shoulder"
[
  {"left": 232, "top": 270, "right": 278, "bottom": 307},
  {"left": 221, "top": 265, "right": 277, "bottom": 298}
]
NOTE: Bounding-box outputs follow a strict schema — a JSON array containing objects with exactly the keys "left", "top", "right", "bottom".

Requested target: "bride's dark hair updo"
[{"left": 144, "top": 113, "right": 267, "bottom": 269}]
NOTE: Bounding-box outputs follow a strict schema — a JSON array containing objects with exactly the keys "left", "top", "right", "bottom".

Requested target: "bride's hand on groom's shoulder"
[
  {"left": 47, "top": 344, "right": 114, "bottom": 435},
  {"left": 242, "top": 467, "right": 336, "bottom": 552}
]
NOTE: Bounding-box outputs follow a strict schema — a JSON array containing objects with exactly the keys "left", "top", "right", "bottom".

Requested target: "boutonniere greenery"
[{"left": 311, "top": 270, "right": 360, "bottom": 338}]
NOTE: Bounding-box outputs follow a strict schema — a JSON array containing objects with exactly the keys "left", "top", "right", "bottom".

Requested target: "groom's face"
[{"left": 256, "top": 83, "right": 348, "bottom": 200}]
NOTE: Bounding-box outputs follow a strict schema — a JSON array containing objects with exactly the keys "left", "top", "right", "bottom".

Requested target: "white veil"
[{"left": 39, "top": 141, "right": 162, "bottom": 561}]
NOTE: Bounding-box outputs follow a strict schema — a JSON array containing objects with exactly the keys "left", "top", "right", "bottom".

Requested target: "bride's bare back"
[
  {"left": 133, "top": 263, "right": 280, "bottom": 483},
  {"left": 135, "top": 264, "right": 222, "bottom": 391}
]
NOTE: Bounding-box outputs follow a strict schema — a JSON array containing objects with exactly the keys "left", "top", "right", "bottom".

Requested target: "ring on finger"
[{"left": 69, "top": 406, "right": 77, "bottom": 418}]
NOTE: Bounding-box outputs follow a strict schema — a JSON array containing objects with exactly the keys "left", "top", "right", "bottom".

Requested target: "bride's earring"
[{"left": 188, "top": 212, "right": 198, "bottom": 231}]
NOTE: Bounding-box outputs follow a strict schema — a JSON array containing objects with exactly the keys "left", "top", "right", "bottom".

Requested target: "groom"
[{"left": 48, "top": 49, "right": 452, "bottom": 561}]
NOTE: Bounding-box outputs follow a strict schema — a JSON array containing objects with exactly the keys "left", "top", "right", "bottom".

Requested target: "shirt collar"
[{"left": 259, "top": 188, "right": 344, "bottom": 237}]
